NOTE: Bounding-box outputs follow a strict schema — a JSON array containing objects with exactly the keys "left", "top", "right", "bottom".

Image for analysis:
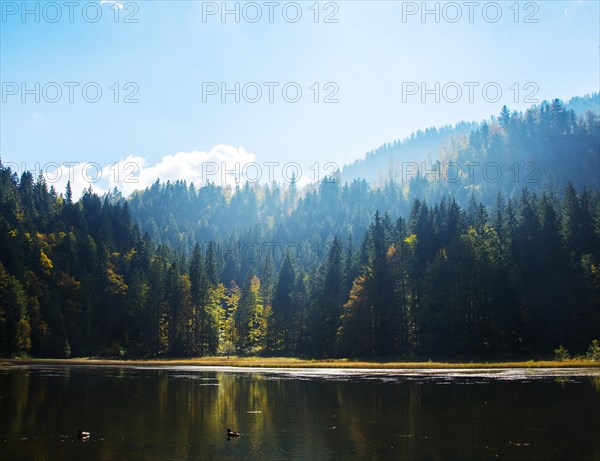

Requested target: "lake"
[{"left": 1, "top": 365, "right": 600, "bottom": 460}]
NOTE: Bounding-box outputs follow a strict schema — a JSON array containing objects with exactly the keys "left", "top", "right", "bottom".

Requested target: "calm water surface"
[{"left": 1, "top": 365, "right": 600, "bottom": 460}]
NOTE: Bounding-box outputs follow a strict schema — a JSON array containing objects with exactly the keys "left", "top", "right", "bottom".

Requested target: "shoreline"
[{"left": 3, "top": 357, "right": 600, "bottom": 369}]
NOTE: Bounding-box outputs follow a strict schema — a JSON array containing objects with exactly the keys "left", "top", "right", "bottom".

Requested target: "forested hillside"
[
  {"left": 341, "top": 121, "right": 478, "bottom": 184},
  {"left": 1, "top": 97, "right": 598, "bottom": 359},
  {"left": 342, "top": 93, "right": 599, "bottom": 186},
  {"left": 128, "top": 98, "right": 599, "bottom": 256}
]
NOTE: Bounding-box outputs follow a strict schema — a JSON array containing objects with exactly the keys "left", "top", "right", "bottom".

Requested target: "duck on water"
[{"left": 227, "top": 428, "right": 240, "bottom": 438}]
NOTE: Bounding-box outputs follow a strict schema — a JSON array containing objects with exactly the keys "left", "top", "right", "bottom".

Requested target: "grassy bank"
[{"left": 2, "top": 357, "right": 600, "bottom": 369}]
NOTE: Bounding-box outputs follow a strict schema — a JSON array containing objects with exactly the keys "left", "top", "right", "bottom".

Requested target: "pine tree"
[
  {"left": 270, "top": 253, "right": 296, "bottom": 355},
  {"left": 314, "top": 235, "right": 343, "bottom": 357},
  {"left": 235, "top": 273, "right": 263, "bottom": 354},
  {"left": 189, "top": 243, "right": 206, "bottom": 355},
  {"left": 222, "top": 281, "right": 240, "bottom": 355}
]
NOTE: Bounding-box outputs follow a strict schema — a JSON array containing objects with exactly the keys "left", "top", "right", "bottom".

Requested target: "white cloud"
[
  {"left": 100, "top": 0, "right": 124, "bottom": 10},
  {"left": 107, "top": 145, "right": 257, "bottom": 196},
  {"left": 43, "top": 145, "right": 259, "bottom": 199}
]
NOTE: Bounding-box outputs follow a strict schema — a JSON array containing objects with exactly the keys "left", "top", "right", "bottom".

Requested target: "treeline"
[
  {"left": 336, "top": 188, "right": 600, "bottom": 357},
  {"left": 1, "top": 159, "right": 599, "bottom": 358}
]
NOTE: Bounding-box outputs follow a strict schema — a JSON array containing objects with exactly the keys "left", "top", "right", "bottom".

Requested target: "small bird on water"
[{"left": 227, "top": 428, "right": 240, "bottom": 438}]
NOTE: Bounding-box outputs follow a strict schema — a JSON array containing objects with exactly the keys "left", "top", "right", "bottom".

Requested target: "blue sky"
[{"left": 1, "top": 0, "right": 598, "bottom": 195}]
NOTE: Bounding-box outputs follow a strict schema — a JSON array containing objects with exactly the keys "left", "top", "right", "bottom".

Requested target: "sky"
[{"left": 1, "top": 0, "right": 599, "bottom": 197}]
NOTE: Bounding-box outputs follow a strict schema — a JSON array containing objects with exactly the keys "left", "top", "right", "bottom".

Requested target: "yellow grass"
[{"left": 2, "top": 357, "right": 600, "bottom": 369}]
